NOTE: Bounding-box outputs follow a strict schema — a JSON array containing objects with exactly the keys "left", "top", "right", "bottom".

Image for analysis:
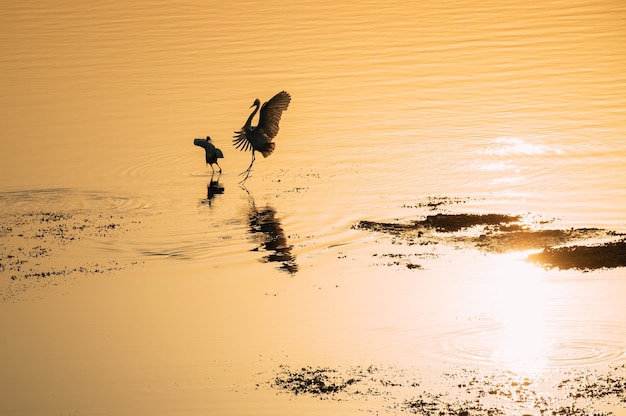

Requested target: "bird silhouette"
[
  {"left": 194, "top": 136, "right": 224, "bottom": 173},
  {"left": 233, "top": 91, "right": 291, "bottom": 182}
]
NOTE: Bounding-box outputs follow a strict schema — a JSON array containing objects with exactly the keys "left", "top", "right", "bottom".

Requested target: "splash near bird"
[
  {"left": 194, "top": 136, "right": 224, "bottom": 173},
  {"left": 233, "top": 91, "right": 291, "bottom": 182}
]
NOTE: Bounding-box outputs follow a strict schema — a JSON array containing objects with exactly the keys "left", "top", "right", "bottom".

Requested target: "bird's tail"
[{"left": 260, "top": 142, "right": 275, "bottom": 158}]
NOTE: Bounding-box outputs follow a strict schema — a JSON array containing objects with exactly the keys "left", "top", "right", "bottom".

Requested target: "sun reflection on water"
[
  {"left": 489, "top": 253, "right": 550, "bottom": 376},
  {"left": 481, "top": 137, "right": 562, "bottom": 156},
  {"left": 470, "top": 136, "right": 566, "bottom": 188}
]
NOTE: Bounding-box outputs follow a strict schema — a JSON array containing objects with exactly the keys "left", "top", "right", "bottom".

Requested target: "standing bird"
[
  {"left": 194, "top": 136, "right": 224, "bottom": 173},
  {"left": 233, "top": 91, "right": 291, "bottom": 182}
]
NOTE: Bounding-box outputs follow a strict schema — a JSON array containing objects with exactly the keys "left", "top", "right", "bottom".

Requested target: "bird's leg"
[
  {"left": 209, "top": 164, "right": 215, "bottom": 173},
  {"left": 239, "top": 151, "right": 255, "bottom": 182},
  {"left": 216, "top": 162, "right": 222, "bottom": 173}
]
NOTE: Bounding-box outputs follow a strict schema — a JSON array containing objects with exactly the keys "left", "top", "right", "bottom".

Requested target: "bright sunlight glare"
[
  {"left": 488, "top": 253, "right": 550, "bottom": 375},
  {"left": 480, "top": 137, "right": 562, "bottom": 156}
]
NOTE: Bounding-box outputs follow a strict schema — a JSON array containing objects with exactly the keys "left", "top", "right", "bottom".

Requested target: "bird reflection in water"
[
  {"left": 247, "top": 201, "right": 298, "bottom": 274},
  {"left": 199, "top": 173, "right": 224, "bottom": 207}
]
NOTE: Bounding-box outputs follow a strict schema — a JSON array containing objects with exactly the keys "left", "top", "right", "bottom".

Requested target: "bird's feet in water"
[
  {"left": 238, "top": 161, "right": 254, "bottom": 183},
  {"left": 239, "top": 168, "right": 252, "bottom": 183}
]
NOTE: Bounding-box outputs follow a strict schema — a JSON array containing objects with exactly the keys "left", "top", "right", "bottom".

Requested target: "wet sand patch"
[{"left": 266, "top": 364, "right": 626, "bottom": 415}]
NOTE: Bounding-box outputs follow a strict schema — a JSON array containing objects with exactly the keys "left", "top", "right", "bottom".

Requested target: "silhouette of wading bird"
[
  {"left": 194, "top": 136, "right": 224, "bottom": 173},
  {"left": 233, "top": 91, "right": 291, "bottom": 182}
]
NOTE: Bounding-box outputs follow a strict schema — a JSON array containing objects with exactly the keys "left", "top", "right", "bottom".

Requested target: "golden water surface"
[{"left": 1, "top": 1, "right": 626, "bottom": 415}]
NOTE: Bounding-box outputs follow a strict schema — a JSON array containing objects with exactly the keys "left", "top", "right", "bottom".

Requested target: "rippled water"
[{"left": 1, "top": 1, "right": 626, "bottom": 415}]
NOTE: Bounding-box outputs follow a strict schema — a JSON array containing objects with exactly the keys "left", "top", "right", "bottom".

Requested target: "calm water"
[{"left": 1, "top": 1, "right": 626, "bottom": 415}]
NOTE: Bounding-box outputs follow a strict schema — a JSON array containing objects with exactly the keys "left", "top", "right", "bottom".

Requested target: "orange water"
[{"left": 1, "top": 1, "right": 625, "bottom": 415}]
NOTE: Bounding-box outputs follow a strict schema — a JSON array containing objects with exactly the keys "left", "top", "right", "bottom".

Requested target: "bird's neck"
[{"left": 244, "top": 104, "right": 260, "bottom": 129}]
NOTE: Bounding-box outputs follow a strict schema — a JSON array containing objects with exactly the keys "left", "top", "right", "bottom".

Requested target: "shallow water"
[{"left": 1, "top": 1, "right": 626, "bottom": 415}]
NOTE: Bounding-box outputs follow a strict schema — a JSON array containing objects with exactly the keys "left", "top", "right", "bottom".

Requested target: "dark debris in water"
[
  {"left": 402, "top": 392, "right": 504, "bottom": 416},
  {"left": 528, "top": 240, "right": 626, "bottom": 271},
  {"left": 420, "top": 213, "right": 522, "bottom": 232},
  {"left": 267, "top": 364, "right": 626, "bottom": 415},
  {"left": 0, "top": 209, "right": 142, "bottom": 301},
  {"left": 402, "top": 196, "right": 471, "bottom": 211},
  {"left": 473, "top": 228, "right": 607, "bottom": 254},
  {"left": 372, "top": 253, "right": 429, "bottom": 270},
  {"left": 559, "top": 364, "right": 626, "bottom": 404},
  {"left": 355, "top": 208, "right": 626, "bottom": 270},
  {"left": 267, "top": 364, "right": 420, "bottom": 400},
  {"left": 354, "top": 213, "right": 526, "bottom": 238},
  {"left": 272, "top": 365, "right": 360, "bottom": 397}
]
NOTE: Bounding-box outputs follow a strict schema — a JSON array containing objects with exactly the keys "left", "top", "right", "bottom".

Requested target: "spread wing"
[
  {"left": 257, "top": 91, "right": 291, "bottom": 139},
  {"left": 194, "top": 138, "right": 207, "bottom": 149},
  {"left": 233, "top": 129, "right": 252, "bottom": 152}
]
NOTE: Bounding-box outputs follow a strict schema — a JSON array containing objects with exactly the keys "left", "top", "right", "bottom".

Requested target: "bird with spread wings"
[
  {"left": 193, "top": 136, "right": 224, "bottom": 173},
  {"left": 233, "top": 91, "right": 291, "bottom": 182}
]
